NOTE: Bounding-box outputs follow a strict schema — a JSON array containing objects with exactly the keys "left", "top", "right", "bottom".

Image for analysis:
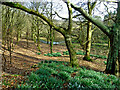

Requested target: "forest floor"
[{"left": 1, "top": 38, "right": 107, "bottom": 89}]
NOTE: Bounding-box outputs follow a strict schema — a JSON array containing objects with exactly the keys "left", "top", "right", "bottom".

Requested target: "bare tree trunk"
[
  {"left": 9, "top": 37, "right": 12, "bottom": 64},
  {"left": 26, "top": 28, "right": 29, "bottom": 48},
  {"left": 2, "top": 45, "right": 6, "bottom": 71},
  {"left": 50, "top": 0, "right": 54, "bottom": 54},
  {"left": 50, "top": 26, "right": 54, "bottom": 54},
  {"left": 37, "top": 29, "right": 41, "bottom": 51}
]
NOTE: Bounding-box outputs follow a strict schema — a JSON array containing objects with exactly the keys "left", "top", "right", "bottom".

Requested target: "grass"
[{"left": 15, "top": 60, "right": 120, "bottom": 89}]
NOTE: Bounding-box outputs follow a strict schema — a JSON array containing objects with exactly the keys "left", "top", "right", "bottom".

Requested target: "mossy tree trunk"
[
  {"left": 64, "top": 34, "right": 79, "bottom": 67},
  {"left": 105, "top": 26, "right": 119, "bottom": 76},
  {"left": 84, "top": 1, "right": 96, "bottom": 61},
  {"left": 84, "top": 21, "right": 92, "bottom": 61},
  {"left": 71, "top": 2, "right": 120, "bottom": 76},
  {"left": 64, "top": 1, "right": 79, "bottom": 66},
  {"left": 117, "top": 2, "right": 120, "bottom": 76},
  {"left": 105, "top": 2, "right": 120, "bottom": 77}
]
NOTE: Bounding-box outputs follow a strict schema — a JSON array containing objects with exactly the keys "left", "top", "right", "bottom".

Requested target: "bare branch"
[
  {"left": 71, "top": 3, "right": 110, "bottom": 37},
  {"left": 0, "top": 2, "right": 65, "bottom": 34}
]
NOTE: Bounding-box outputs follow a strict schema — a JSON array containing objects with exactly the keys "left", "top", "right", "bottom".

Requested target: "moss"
[
  {"left": 83, "top": 56, "right": 93, "bottom": 62},
  {"left": 69, "top": 60, "right": 79, "bottom": 68}
]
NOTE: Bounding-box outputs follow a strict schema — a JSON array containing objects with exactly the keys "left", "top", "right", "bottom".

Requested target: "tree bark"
[
  {"left": 118, "top": 30, "right": 120, "bottom": 77},
  {"left": 50, "top": 26, "right": 54, "bottom": 54},
  {"left": 105, "top": 26, "right": 119, "bottom": 77},
  {"left": 118, "top": 29, "right": 120, "bottom": 77},
  {"left": 117, "top": 2, "right": 120, "bottom": 77},
  {"left": 64, "top": 34, "right": 79, "bottom": 67},
  {"left": 84, "top": 1, "right": 96, "bottom": 61},
  {"left": 84, "top": 21, "right": 92, "bottom": 61},
  {"left": 26, "top": 28, "right": 29, "bottom": 48},
  {"left": 50, "top": 0, "right": 54, "bottom": 54},
  {"left": 17, "top": 30, "right": 20, "bottom": 44}
]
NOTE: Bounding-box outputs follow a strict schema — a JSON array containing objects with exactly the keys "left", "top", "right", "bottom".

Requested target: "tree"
[
  {"left": 71, "top": 1, "right": 120, "bottom": 77},
  {"left": 14, "top": 9, "right": 26, "bottom": 44},
  {"left": 2, "top": 6, "right": 16, "bottom": 64},
  {"left": 83, "top": 1, "right": 96, "bottom": 61},
  {"left": 30, "top": 2, "right": 44, "bottom": 51},
  {"left": 49, "top": 0, "right": 54, "bottom": 54},
  {"left": 0, "top": 1, "right": 79, "bottom": 67}
]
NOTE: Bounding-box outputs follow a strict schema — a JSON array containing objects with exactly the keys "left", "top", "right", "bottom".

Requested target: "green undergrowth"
[
  {"left": 104, "top": 61, "right": 107, "bottom": 65},
  {"left": 63, "top": 51, "right": 69, "bottom": 55},
  {"left": 63, "top": 50, "right": 107, "bottom": 59},
  {"left": 41, "top": 50, "right": 107, "bottom": 59},
  {"left": 44, "top": 52, "right": 62, "bottom": 57},
  {"left": 17, "top": 60, "right": 120, "bottom": 89},
  {"left": 36, "top": 52, "right": 41, "bottom": 55},
  {"left": 83, "top": 56, "right": 93, "bottom": 62}
]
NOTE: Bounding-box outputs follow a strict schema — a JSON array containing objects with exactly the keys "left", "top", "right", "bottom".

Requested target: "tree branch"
[
  {"left": 66, "top": 1, "right": 72, "bottom": 31},
  {"left": 55, "top": 11, "right": 81, "bottom": 20},
  {"left": 55, "top": 11, "right": 68, "bottom": 20},
  {"left": 71, "top": 3, "right": 110, "bottom": 37},
  {"left": 0, "top": 2, "right": 65, "bottom": 34}
]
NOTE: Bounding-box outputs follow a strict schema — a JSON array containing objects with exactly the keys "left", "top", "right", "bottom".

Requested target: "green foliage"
[
  {"left": 76, "top": 50, "right": 85, "bottom": 55},
  {"left": 44, "top": 52, "right": 62, "bottom": 57},
  {"left": 36, "top": 52, "right": 41, "bottom": 55},
  {"left": 17, "top": 61, "right": 120, "bottom": 89},
  {"left": 58, "top": 71, "right": 70, "bottom": 80},
  {"left": 103, "top": 61, "right": 107, "bottom": 65},
  {"left": 63, "top": 51, "right": 69, "bottom": 55},
  {"left": 63, "top": 50, "right": 107, "bottom": 59},
  {"left": 90, "top": 54, "right": 107, "bottom": 59}
]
